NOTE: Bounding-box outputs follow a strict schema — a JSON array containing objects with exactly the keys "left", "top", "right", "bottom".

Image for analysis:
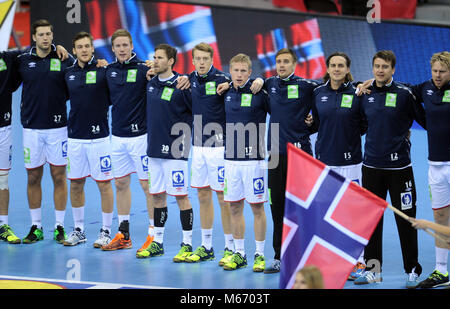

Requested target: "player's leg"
[
  {"left": 63, "top": 178, "right": 87, "bottom": 246},
  {"left": 22, "top": 128, "right": 46, "bottom": 243},
  {"left": 166, "top": 159, "right": 193, "bottom": 263},
  {"left": 355, "top": 166, "right": 387, "bottom": 285},
  {"left": 45, "top": 127, "right": 69, "bottom": 243},
  {"left": 64, "top": 139, "right": 91, "bottom": 247},
  {"left": 244, "top": 160, "right": 267, "bottom": 273},
  {"left": 0, "top": 126, "right": 19, "bottom": 244},
  {"left": 136, "top": 158, "right": 165, "bottom": 258},
  {"left": 265, "top": 154, "right": 286, "bottom": 273},
  {"left": 88, "top": 137, "right": 114, "bottom": 248},
  {"left": 417, "top": 164, "right": 450, "bottom": 288},
  {"left": 49, "top": 164, "right": 68, "bottom": 243},
  {"left": 388, "top": 166, "right": 422, "bottom": 288},
  {"left": 95, "top": 179, "right": 114, "bottom": 248},
  {"left": 223, "top": 199, "right": 247, "bottom": 270}
]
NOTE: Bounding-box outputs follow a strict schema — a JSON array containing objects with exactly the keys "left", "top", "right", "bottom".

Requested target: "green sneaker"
[
  {"left": 186, "top": 246, "right": 215, "bottom": 263},
  {"left": 219, "top": 248, "right": 234, "bottom": 267},
  {"left": 22, "top": 225, "right": 44, "bottom": 244},
  {"left": 136, "top": 241, "right": 164, "bottom": 259},
  {"left": 53, "top": 225, "right": 67, "bottom": 244},
  {"left": 0, "top": 224, "right": 21, "bottom": 244},
  {"left": 416, "top": 270, "right": 450, "bottom": 288},
  {"left": 223, "top": 252, "right": 247, "bottom": 271},
  {"left": 173, "top": 243, "right": 193, "bottom": 263},
  {"left": 253, "top": 254, "right": 265, "bottom": 272}
]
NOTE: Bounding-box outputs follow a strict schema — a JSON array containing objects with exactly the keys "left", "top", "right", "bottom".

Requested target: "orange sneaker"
[
  {"left": 101, "top": 232, "right": 132, "bottom": 251},
  {"left": 136, "top": 234, "right": 154, "bottom": 254}
]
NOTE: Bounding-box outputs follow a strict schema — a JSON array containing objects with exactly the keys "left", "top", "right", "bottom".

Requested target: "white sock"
[
  {"left": 102, "top": 212, "right": 113, "bottom": 233},
  {"left": 183, "top": 230, "right": 193, "bottom": 246},
  {"left": 55, "top": 210, "right": 65, "bottom": 228},
  {"left": 358, "top": 250, "right": 365, "bottom": 264},
  {"left": 30, "top": 208, "right": 42, "bottom": 229},
  {"left": 154, "top": 226, "right": 165, "bottom": 244},
  {"left": 72, "top": 206, "right": 85, "bottom": 231},
  {"left": 255, "top": 240, "right": 265, "bottom": 256},
  {"left": 201, "top": 228, "right": 213, "bottom": 250},
  {"left": 148, "top": 225, "right": 154, "bottom": 237},
  {"left": 0, "top": 215, "right": 8, "bottom": 225},
  {"left": 435, "top": 247, "right": 448, "bottom": 274},
  {"left": 149, "top": 218, "right": 154, "bottom": 227},
  {"left": 224, "top": 233, "right": 234, "bottom": 250},
  {"left": 234, "top": 238, "right": 245, "bottom": 256},
  {"left": 118, "top": 215, "right": 130, "bottom": 224}
]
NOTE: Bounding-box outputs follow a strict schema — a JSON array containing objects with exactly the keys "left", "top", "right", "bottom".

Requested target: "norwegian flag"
[
  {"left": 280, "top": 144, "right": 387, "bottom": 289},
  {"left": 255, "top": 19, "right": 326, "bottom": 79},
  {"left": 85, "top": 0, "right": 222, "bottom": 73}
]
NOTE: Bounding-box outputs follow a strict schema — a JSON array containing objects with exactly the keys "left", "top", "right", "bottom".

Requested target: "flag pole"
[{"left": 386, "top": 204, "right": 446, "bottom": 242}]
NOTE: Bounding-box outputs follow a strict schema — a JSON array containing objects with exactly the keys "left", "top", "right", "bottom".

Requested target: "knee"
[
  {"left": 251, "top": 203, "right": 265, "bottom": 218},
  {"left": 115, "top": 177, "right": 130, "bottom": 192},
  {"left": 97, "top": 181, "right": 112, "bottom": 193},
  {"left": 70, "top": 180, "right": 85, "bottom": 194},
  {"left": 197, "top": 187, "right": 212, "bottom": 203},
  {"left": 51, "top": 166, "right": 67, "bottom": 185},
  {"left": 27, "top": 168, "right": 43, "bottom": 186}
]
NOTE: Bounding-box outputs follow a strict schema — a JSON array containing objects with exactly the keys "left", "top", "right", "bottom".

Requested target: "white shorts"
[
  {"left": 148, "top": 158, "right": 188, "bottom": 196},
  {"left": 329, "top": 163, "right": 362, "bottom": 185},
  {"left": 0, "top": 126, "right": 12, "bottom": 171},
  {"left": 67, "top": 137, "right": 113, "bottom": 181},
  {"left": 428, "top": 163, "right": 450, "bottom": 210},
  {"left": 224, "top": 160, "right": 267, "bottom": 204},
  {"left": 191, "top": 146, "right": 225, "bottom": 191},
  {"left": 111, "top": 134, "right": 148, "bottom": 180},
  {"left": 23, "top": 127, "right": 68, "bottom": 169}
]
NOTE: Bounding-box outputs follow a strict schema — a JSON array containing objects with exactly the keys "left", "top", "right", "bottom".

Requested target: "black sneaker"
[
  {"left": 53, "top": 225, "right": 67, "bottom": 244},
  {"left": 22, "top": 225, "right": 44, "bottom": 244},
  {"left": 416, "top": 270, "right": 449, "bottom": 288}
]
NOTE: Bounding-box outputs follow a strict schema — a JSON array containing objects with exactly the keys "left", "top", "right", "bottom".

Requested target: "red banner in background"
[{"left": 379, "top": 0, "right": 417, "bottom": 19}]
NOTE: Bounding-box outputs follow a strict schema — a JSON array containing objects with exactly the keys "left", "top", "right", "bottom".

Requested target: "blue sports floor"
[{"left": 0, "top": 88, "right": 444, "bottom": 290}]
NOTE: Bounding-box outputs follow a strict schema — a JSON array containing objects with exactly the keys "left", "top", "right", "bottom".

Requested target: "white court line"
[{"left": 0, "top": 274, "right": 175, "bottom": 289}]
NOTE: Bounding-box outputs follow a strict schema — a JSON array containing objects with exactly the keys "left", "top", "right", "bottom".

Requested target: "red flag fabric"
[
  {"left": 280, "top": 143, "right": 387, "bottom": 289},
  {"left": 379, "top": 0, "right": 417, "bottom": 19}
]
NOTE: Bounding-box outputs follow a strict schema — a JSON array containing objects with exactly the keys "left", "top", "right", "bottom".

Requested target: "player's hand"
[
  {"left": 216, "top": 82, "right": 230, "bottom": 95},
  {"left": 56, "top": 45, "right": 69, "bottom": 61},
  {"left": 97, "top": 59, "right": 109, "bottom": 67},
  {"left": 356, "top": 79, "right": 374, "bottom": 96},
  {"left": 176, "top": 75, "right": 190, "bottom": 90},
  {"left": 408, "top": 218, "right": 429, "bottom": 230},
  {"left": 144, "top": 60, "right": 153, "bottom": 68},
  {"left": 305, "top": 113, "right": 313, "bottom": 127},
  {"left": 250, "top": 78, "right": 264, "bottom": 94},
  {"left": 145, "top": 60, "right": 155, "bottom": 80}
]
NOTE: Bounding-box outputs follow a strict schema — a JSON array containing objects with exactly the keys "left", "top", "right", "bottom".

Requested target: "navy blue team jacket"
[
  {"left": 0, "top": 50, "right": 22, "bottom": 128},
  {"left": 64, "top": 58, "right": 111, "bottom": 139},
  {"left": 16, "top": 45, "right": 74, "bottom": 129},
  {"left": 412, "top": 80, "right": 450, "bottom": 162},
  {"left": 106, "top": 53, "right": 148, "bottom": 137},
  {"left": 146, "top": 73, "right": 192, "bottom": 160},
  {"left": 224, "top": 79, "right": 270, "bottom": 161},
  {"left": 264, "top": 74, "right": 317, "bottom": 156},
  {"left": 312, "top": 81, "right": 365, "bottom": 166},
  {"left": 189, "top": 66, "right": 229, "bottom": 147},
  {"left": 361, "top": 79, "right": 426, "bottom": 168}
]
